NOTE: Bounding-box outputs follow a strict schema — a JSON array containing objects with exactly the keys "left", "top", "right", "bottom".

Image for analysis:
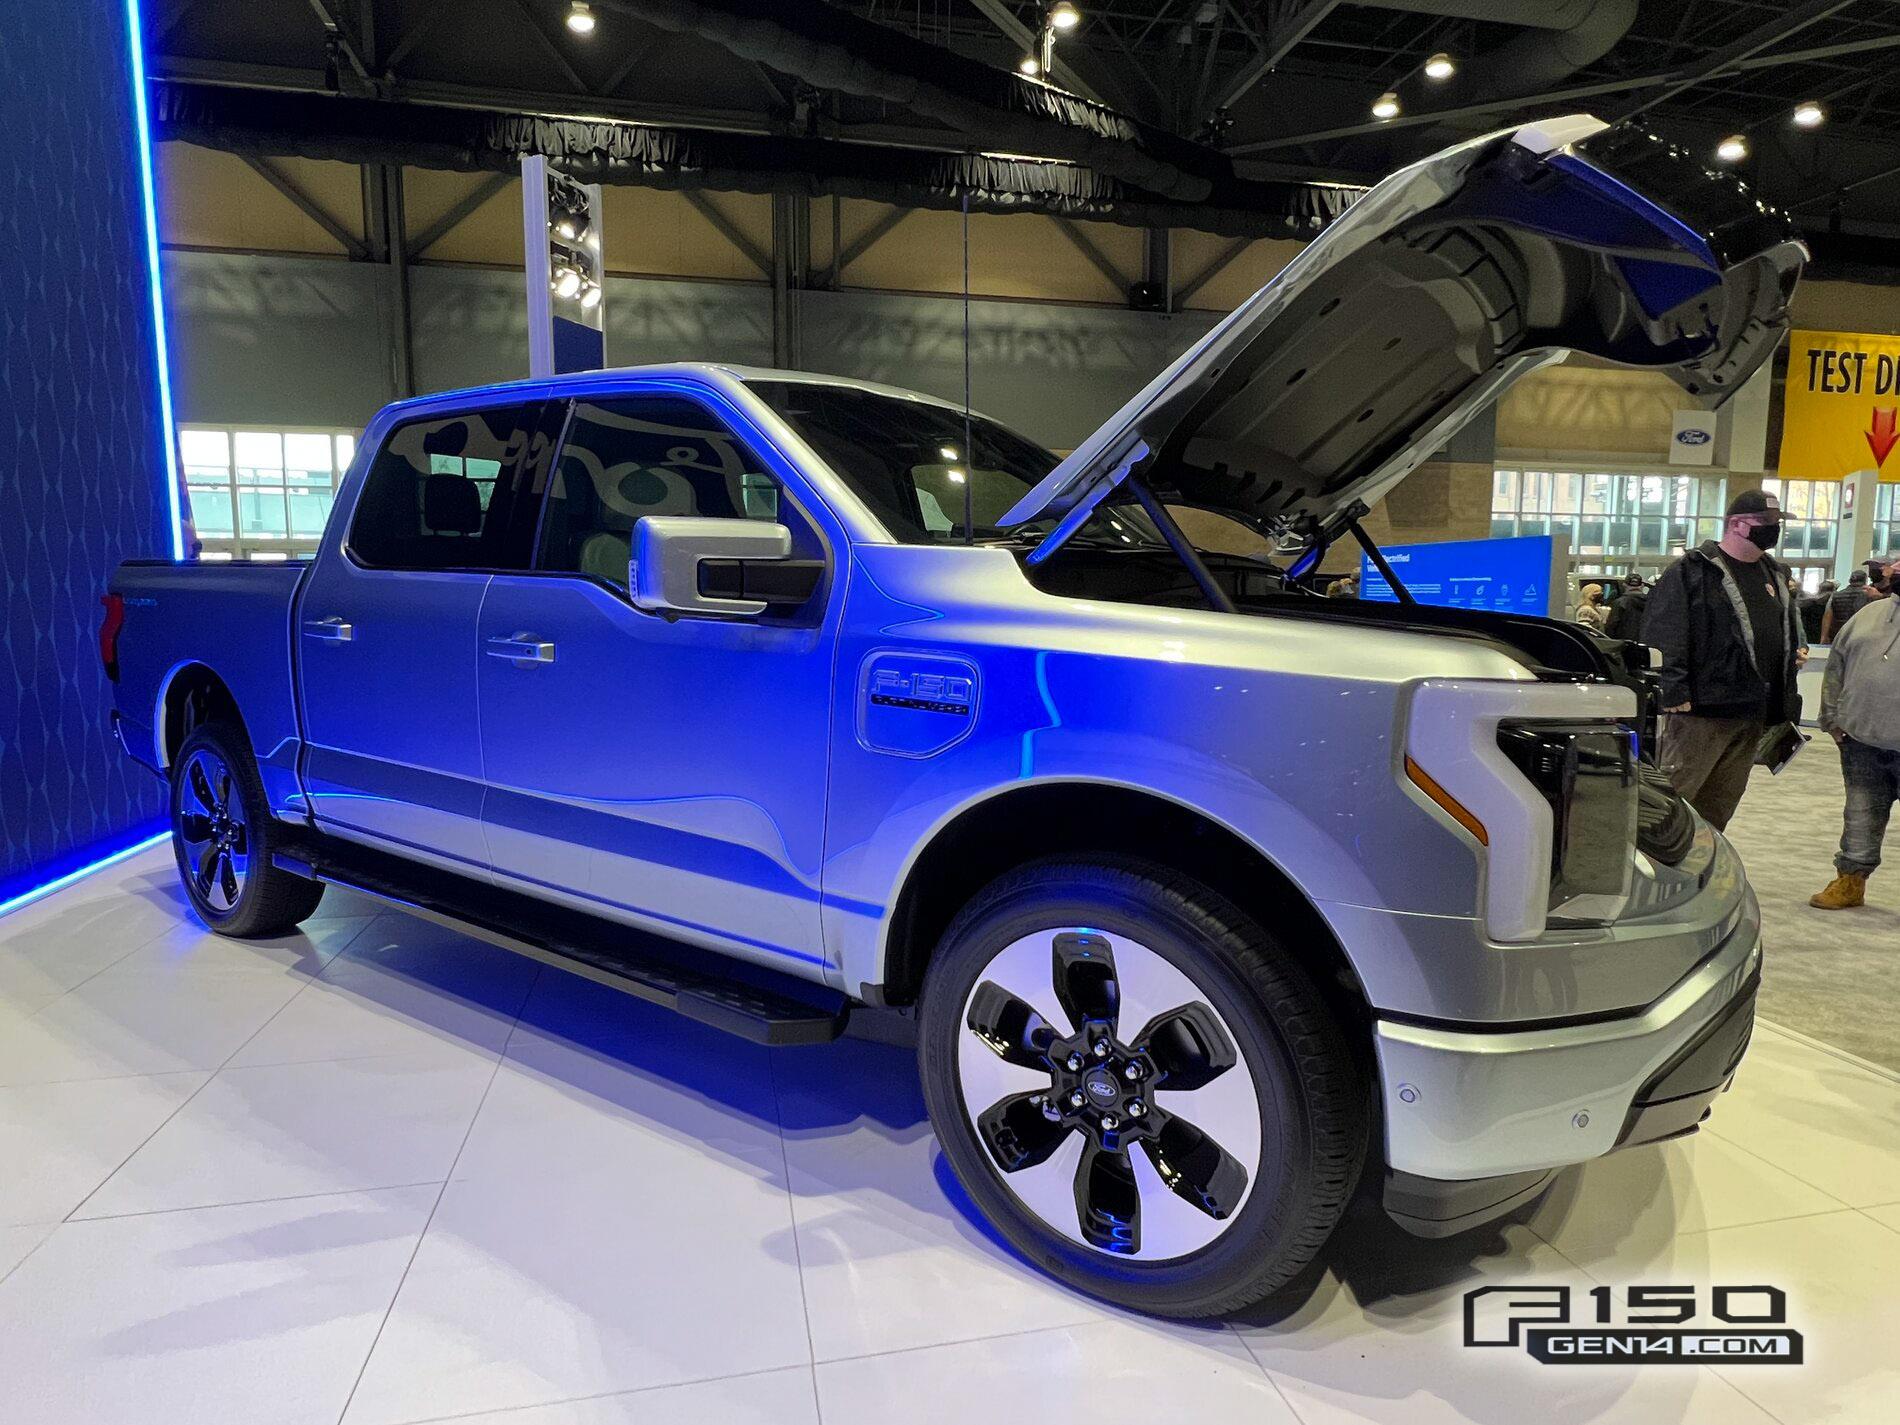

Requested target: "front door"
[
  {"left": 297, "top": 399, "right": 555, "bottom": 871},
  {"left": 477, "top": 389, "right": 839, "bottom": 974}
]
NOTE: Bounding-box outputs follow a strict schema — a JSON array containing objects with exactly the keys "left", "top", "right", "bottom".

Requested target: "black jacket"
[
  {"left": 1822, "top": 586, "right": 1877, "bottom": 643},
  {"left": 1643, "top": 542, "right": 1803, "bottom": 721},
  {"left": 1604, "top": 589, "right": 1648, "bottom": 641},
  {"left": 1800, "top": 593, "right": 1830, "bottom": 646}
]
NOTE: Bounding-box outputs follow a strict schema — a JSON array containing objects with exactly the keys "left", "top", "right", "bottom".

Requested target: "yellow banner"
[{"left": 1778, "top": 329, "right": 1900, "bottom": 481}]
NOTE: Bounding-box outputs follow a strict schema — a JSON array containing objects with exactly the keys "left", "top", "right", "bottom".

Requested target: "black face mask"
[{"left": 1745, "top": 521, "right": 1782, "bottom": 550}]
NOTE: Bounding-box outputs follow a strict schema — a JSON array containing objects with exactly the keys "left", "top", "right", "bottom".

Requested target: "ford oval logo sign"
[{"left": 1676, "top": 428, "right": 1713, "bottom": 446}]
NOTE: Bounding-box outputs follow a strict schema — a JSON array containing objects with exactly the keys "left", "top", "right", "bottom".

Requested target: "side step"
[{"left": 272, "top": 833, "right": 851, "bottom": 1047}]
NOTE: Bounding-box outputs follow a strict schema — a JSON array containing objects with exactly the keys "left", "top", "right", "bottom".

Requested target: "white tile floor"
[{"left": 1, "top": 849, "right": 1896, "bottom": 1425}]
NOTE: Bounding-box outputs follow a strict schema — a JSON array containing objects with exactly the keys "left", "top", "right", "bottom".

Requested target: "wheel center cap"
[{"left": 1082, "top": 1068, "right": 1121, "bottom": 1105}]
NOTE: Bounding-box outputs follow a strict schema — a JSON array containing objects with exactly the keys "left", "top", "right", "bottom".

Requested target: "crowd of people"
[{"left": 1571, "top": 489, "right": 1900, "bottom": 912}]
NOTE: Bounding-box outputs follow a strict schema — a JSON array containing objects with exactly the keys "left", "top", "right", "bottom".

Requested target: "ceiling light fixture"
[
  {"left": 566, "top": 3, "right": 596, "bottom": 36},
  {"left": 1049, "top": 2, "right": 1082, "bottom": 31},
  {"left": 1019, "top": 55, "right": 1040, "bottom": 76},
  {"left": 1371, "top": 91, "right": 1401, "bottom": 120},
  {"left": 1715, "top": 133, "right": 1748, "bottom": 162},
  {"left": 553, "top": 266, "right": 582, "bottom": 299},
  {"left": 1423, "top": 51, "right": 1455, "bottom": 81},
  {"left": 1792, "top": 100, "right": 1826, "bottom": 129},
  {"left": 579, "top": 282, "right": 603, "bottom": 310}
]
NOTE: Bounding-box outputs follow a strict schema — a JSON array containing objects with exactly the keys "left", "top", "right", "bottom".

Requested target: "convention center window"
[
  {"left": 178, "top": 426, "right": 357, "bottom": 561},
  {"left": 1492, "top": 469, "right": 1840, "bottom": 592},
  {"left": 348, "top": 405, "right": 545, "bottom": 572},
  {"left": 1872, "top": 485, "right": 1900, "bottom": 562},
  {"left": 535, "top": 396, "right": 790, "bottom": 589}
]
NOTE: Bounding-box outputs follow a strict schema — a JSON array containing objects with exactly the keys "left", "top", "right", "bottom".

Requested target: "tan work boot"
[{"left": 1810, "top": 873, "right": 1868, "bottom": 910}]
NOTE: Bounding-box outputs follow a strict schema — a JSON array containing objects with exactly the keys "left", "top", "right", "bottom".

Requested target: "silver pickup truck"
[{"left": 106, "top": 117, "right": 1799, "bottom": 1317}]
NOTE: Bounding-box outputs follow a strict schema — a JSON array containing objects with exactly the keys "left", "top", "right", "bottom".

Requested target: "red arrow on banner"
[{"left": 1870, "top": 407, "right": 1900, "bottom": 468}]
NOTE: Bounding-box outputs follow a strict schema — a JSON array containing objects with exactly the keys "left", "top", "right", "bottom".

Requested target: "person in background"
[
  {"left": 1820, "top": 569, "right": 1877, "bottom": 642},
  {"left": 1643, "top": 489, "right": 1807, "bottom": 830},
  {"left": 1604, "top": 571, "right": 1650, "bottom": 641},
  {"left": 1801, "top": 579, "right": 1836, "bottom": 646},
  {"left": 1810, "top": 593, "right": 1900, "bottom": 909},
  {"left": 1574, "top": 582, "right": 1610, "bottom": 632},
  {"left": 1325, "top": 572, "right": 1359, "bottom": 598}
]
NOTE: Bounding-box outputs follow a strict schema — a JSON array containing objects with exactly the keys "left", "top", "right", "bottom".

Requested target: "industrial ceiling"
[{"left": 152, "top": 1, "right": 1900, "bottom": 269}]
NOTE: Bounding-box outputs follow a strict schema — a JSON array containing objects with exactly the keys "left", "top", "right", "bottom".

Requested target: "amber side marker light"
[{"left": 1405, "top": 755, "right": 1488, "bottom": 845}]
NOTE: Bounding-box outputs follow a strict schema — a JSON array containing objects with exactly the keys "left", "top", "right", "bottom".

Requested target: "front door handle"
[
  {"left": 486, "top": 634, "right": 556, "bottom": 665},
  {"left": 304, "top": 617, "right": 353, "bottom": 642}
]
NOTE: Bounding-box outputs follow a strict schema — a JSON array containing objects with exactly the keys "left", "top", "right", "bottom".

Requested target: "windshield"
[{"left": 747, "top": 379, "right": 1167, "bottom": 550}]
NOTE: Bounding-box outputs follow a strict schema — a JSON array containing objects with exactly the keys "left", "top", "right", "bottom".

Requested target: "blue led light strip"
[
  {"left": 124, "top": 0, "right": 186, "bottom": 561},
  {"left": 0, "top": 831, "right": 170, "bottom": 922}
]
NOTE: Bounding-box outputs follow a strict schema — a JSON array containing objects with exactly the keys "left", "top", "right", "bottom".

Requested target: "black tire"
[
  {"left": 169, "top": 722, "right": 324, "bottom": 937},
  {"left": 918, "top": 855, "right": 1365, "bottom": 1318}
]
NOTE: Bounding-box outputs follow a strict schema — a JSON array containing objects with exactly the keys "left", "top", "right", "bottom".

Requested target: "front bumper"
[{"left": 1372, "top": 892, "right": 1761, "bottom": 1182}]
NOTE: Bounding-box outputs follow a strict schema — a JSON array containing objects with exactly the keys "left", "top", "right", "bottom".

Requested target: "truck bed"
[{"left": 109, "top": 559, "right": 308, "bottom": 816}]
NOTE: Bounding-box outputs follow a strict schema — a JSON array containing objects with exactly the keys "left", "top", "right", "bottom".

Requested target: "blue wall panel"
[{"left": 0, "top": 4, "right": 172, "bottom": 902}]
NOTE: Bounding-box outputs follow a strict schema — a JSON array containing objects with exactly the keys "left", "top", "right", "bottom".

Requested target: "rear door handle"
[
  {"left": 486, "top": 634, "right": 556, "bottom": 665},
  {"left": 304, "top": 617, "right": 353, "bottom": 642}
]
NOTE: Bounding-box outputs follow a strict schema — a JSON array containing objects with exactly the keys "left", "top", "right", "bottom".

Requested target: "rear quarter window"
[{"left": 349, "top": 404, "right": 551, "bottom": 571}]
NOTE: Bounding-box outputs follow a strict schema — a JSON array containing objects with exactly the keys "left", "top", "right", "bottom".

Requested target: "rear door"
[
  {"left": 475, "top": 383, "right": 841, "bottom": 975},
  {"left": 296, "top": 398, "right": 558, "bottom": 871}
]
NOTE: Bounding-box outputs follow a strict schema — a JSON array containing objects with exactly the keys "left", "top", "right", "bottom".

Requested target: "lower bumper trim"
[
  {"left": 1384, "top": 1166, "right": 1558, "bottom": 1239},
  {"left": 1615, "top": 970, "right": 1758, "bottom": 1150}
]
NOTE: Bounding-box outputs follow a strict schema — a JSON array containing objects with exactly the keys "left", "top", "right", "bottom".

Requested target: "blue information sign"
[{"left": 1360, "top": 534, "right": 1557, "bottom": 617}]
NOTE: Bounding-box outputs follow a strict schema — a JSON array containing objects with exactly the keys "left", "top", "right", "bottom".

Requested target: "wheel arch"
[
  {"left": 154, "top": 662, "right": 252, "bottom": 771},
  {"left": 875, "top": 779, "right": 1373, "bottom": 1038}
]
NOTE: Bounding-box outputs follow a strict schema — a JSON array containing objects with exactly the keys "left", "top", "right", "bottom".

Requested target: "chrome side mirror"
[{"left": 631, "top": 516, "right": 809, "bottom": 617}]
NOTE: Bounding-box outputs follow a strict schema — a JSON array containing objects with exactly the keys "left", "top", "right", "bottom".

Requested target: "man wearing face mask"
[{"left": 1643, "top": 489, "right": 1808, "bottom": 830}]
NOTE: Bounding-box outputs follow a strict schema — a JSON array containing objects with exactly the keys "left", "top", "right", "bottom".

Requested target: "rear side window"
[
  {"left": 535, "top": 397, "right": 785, "bottom": 588},
  {"left": 349, "top": 405, "right": 550, "bottom": 571}
]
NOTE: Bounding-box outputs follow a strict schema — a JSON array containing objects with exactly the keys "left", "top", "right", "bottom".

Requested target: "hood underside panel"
[{"left": 1004, "top": 118, "right": 1805, "bottom": 542}]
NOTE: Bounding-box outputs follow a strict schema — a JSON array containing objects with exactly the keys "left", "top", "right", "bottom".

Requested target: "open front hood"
[{"left": 1002, "top": 117, "right": 1805, "bottom": 542}]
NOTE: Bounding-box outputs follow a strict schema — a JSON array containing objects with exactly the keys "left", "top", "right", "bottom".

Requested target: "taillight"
[{"left": 98, "top": 593, "right": 125, "bottom": 683}]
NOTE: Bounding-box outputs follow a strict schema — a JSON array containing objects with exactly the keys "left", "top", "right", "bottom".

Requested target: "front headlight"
[
  {"left": 1496, "top": 719, "right": 1638, "bottom": 924},
  {"left": 1403, "top": 678, "right": 1642, "bottom": 942}
]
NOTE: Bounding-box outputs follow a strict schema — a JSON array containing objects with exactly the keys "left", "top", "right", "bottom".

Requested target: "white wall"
[{"left": 163, "top": 251, "right": 1223, "bottom": 450}]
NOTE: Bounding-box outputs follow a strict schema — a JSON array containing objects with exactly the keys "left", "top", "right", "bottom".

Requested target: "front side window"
[
  {"left": 349, "top": 405, "right": 546, "bottom": 571},
  {"left": 536, "top": 397, "right": 786, "bottom": 588},
  {"left": 747, "top": 379, "right": 1165, "bottom": 550}
]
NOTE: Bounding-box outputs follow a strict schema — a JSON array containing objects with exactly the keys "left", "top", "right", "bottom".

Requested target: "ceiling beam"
[
  {"left": 1175, "top": 234, "right": 1254, "bottom": 305},
  {"left": 384, "top": 0, "right": 456, "bottom": 74},
  {"left": 834, "top": 205, "right": 913, "bottom": 275},
  {"left": 681, "top": 190, "right": 772, "bottom": 277},
  {"left": 1229, "top": 29, "right": 1900, "bottom": 155},
  {"left": 1610, "top": 0, "right": 1856, "bottom": 124},
  {"left": 965, "top": 0, "right": 1106, "bottom": 107},
  {"left": 1210, "top": 0, "right": 1340, "bottom": 116},
  {"left": 1053, "top": 218, "right": 1134, "bottom": 297},
  {"left": 406, "top": 171, "right": 514, "bottom": 258},
  {"left": 305, "top": 0, "right": 371, "bottom": 80},
  {"left": 504, "top": 0, "right": 592, "bottom": 94},
  {"left": 240, "top": 154, "right": 369, "bottom": 258}
]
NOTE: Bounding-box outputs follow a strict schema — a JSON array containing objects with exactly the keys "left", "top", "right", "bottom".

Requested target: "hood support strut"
[
  {"left": 1288, "top": 500, "right": 1417, "bottom": 604},
  {"left": 1126, "top": 479, "right": 1238, "bottom": 615}
]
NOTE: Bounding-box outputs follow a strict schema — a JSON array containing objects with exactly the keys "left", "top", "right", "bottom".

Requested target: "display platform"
[{"left": 0, "top": 848, "right": 1895, "bottom": 1424}]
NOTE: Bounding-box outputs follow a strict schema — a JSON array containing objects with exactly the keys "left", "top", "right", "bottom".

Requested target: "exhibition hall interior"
[{"left": 7, "top": 1, "right": 1900, "bottom": 1421}]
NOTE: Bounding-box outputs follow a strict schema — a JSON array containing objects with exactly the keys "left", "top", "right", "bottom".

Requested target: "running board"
[{"left": 272, "top": 835, "right": 850, "bottom": 1047}]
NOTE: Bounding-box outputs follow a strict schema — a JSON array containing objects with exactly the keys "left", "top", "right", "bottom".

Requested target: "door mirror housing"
[{"left": 630, "top": 517, "right": 820, "bottom": 617}]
